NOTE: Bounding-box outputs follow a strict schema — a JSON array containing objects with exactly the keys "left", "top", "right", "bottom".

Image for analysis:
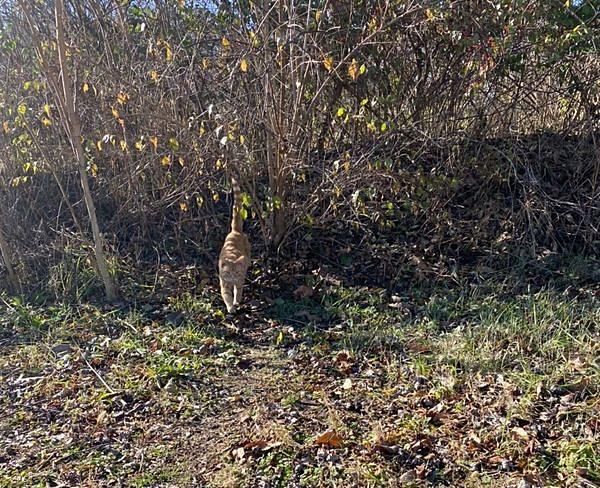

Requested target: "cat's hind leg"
[
  {"left": 220, "top": 279, "right": 235, "bottom": 313},
  {"left": 233, "top": 284, "right": 244, "bottom": 307}
]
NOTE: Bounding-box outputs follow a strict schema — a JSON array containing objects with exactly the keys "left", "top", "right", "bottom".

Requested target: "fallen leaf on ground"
[
  {"left": 512, "top": 426, "right": 530, "bottom": 440},
  {"left": 314, "top": 430, "right": 344, "bottom": 448},
  {"left": 232, "top": 440, "right": 282, "bottom": 461},
  {"left": 293, "top": 285, "right": 314, "bottom": 300},
  {"left": 334, "top": 350, "right": 354, "bottom": 374}
]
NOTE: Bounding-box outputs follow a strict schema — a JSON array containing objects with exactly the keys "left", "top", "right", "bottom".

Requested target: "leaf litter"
[{"left": 0, "top": 269, "right": 598, "bottom": 487}]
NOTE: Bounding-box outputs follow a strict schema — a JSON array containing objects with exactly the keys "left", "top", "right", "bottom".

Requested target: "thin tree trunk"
[
  {"left": 53, "top": 0, "right": 118, "bottom": 300},
  {"left": 0, "top": 221, "right": 19, "bottom": 294}
]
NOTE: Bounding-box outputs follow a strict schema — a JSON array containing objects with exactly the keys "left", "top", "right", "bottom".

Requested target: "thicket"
[{"left": 0, "top": 0, "right": 598, "bottom": 299}]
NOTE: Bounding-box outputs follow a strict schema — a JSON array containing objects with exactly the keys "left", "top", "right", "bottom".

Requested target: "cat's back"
[{"left": 219, "top": 230, "right": 250, "bottom": 261}]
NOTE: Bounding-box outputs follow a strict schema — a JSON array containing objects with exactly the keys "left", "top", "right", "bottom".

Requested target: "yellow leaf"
[
  {"left": 2, "top": 121, "right": 9, "bottom": 133},
  {"left": 178, "top": 157, "right": 185, "bottom": 167},
  {"left": 41, "top": 117, "right": 52, "bottom": 127},
  {"left": 323, "top": 56, "right": 334, "bottom": 72},
  {"left": 165, "top": 42, "right": 173, "bottom": 61},
  {"left": 83, "top": 82, "right": 89, "bottom": 93},
  {"left": 117, "top": 92, "right": 129, "bottom": 105},
  {"left": 179, "top": 201, "right": 188, "bottom": 212},
  {"left": 17, "top": 104, "right": 26, "bottom": 115},
  {"left": 425, "top": 8, "right": 435, "bottom": 21},
  {"left": 314, "top": 430, "right": 343, "bottom": 448},
  {"left": 149, "top": 136, "right": 158, "bottom": 150},
  {"left": 89, "top": 162, "right": 98, "bottom": 177},
  {"left": 380, "top": 122, "right": 388, "bottom": 132},
  {"left": 276, "top": 330, "right": 284, "bottom": 346},
  {"left": 196, "top": 195, "right": 204, "bottom": 207},
  {"left": 96, "top": 140, "right": 103, "bottom": 151},
  {"left": 212, "top": 192, "right": 220, "bottom": 202},
  {"left": 202, "top": 58, "right": 210, "bottom": 69},
  {"left": 348, "top": 58, "right": 359, "bottom": 81},
  {"left": 359, "top": 64, "right": 367, "bottom": 75},
  {"left": 111, "top": 107, "right": 120, "bottom": 119},
  {"left": 135, "top": 140, "right": 144, "bottom": 151},
  {"left": 216, "top": 159, "right": 223, "bottom": 169},
  {"left": 119, "top": 140, "right": 128, "bottom": 152},
  {"left": 199, "top": 125, "right": 206, "bottom": 136},
  {"left": 43, "top": 104, "right": 51, "bottom": 117},
  {"left": 161, "top": 155, "right": 171, "bottom": 166},
  {"left": 240, "top": 58, "right": 248, "bottom": 72},
  {"left": 336, "top": 107, "right": 345, "bottom": 117},
  {"left": 150, "top": 70, "right": 159, "bottom": 81},
  {"left": 221, "top": 37, "right": 230, "bottom": 48},
  {"left": 315, "top": 10, "right": 322, "bottom": 22},
  {"left": 239, "top": 135, "right": 245, "bottom": 144},
  {"left": 249, "top": 31, "right": 259, "bottom": 47},
  {"left": 168, "top": 137, "right": 179, "bottom": 150}
]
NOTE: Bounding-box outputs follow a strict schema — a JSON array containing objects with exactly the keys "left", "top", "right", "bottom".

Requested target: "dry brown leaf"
[
  {"left": 487, "top": 455, "right": 507, "bottom": 465},
  {"left": 242, "top": 440, "right": 268, "bottom": 450},
  {"left": 512, "top": 426, "right": 530, "bottom": 440},
  {"left": 314, "top": 429, "right": 343, "bottom": 448},
  {"left": 232, "top": 440, "right": 282, "bottom": 461},
  {"left": 293, "top": 285, "right": 314, "bottom": 300},
  {"left": 334, "top": 350, "right": 354, "bottom": 374},
  {"left": 96, "top": 410, "right": 108, "bottom": 425}
]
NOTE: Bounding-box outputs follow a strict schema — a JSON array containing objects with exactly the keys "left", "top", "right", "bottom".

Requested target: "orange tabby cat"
[{"left": 218, "top": 177, "right": 251, "bottom": 313}]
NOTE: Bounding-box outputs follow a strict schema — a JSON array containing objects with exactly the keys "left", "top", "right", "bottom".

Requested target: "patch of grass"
[
  {"left": 167, "top": 290, "right": 215, "bottom": 315},
  {"left": 555, "top": 439, "right": 600, "bottom": 483},
  {"left": 130, "top": 465, "right": 193, "bottom": 488},
  {"left": 1, "top": 275, "right": 598, "bottom": 487},
  {"left": 436, "top": 290, "right": 599, "bottom": 378}
]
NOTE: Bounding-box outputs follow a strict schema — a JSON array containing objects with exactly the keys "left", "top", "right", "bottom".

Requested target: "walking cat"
[{"left": 218, "top": 177, "right": 251, "bottom": 313}]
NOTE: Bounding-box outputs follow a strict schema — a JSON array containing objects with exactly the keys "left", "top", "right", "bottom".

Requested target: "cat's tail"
[{"left": 231, "top": 176, "right": 244, "bottom": 232}]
